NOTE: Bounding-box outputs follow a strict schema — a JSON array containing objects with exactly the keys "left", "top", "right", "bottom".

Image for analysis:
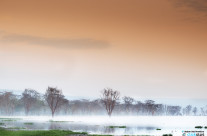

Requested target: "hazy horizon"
[{"left": 1, "top": 89, "right": 207, "bottom": 108}]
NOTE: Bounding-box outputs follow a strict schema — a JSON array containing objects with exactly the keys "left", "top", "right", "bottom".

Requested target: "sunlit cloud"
[
  {"left": 174, "top": 0, "right": 207, "bottom": 13},
  {"left": 0, "top": 32, "right": 110, "bottom": 49},
  {"left": 172, "top": 0, "right": 207, "bottom": 21}
]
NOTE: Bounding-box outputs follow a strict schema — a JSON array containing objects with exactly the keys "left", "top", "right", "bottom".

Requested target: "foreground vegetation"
[
  {"left": 0, "top": 128, "right": 173, "bottom": 136},
  {"left": 0, "top": 128, "right": 87, "bottom": 136},
  {"left": 108, "top": 125, "right": 126, "bottom": 128}
]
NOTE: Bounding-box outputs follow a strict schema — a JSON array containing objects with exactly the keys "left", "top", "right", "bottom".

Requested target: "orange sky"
[{"left": 0, "top": 0, "right": 207, "bottom": 98}]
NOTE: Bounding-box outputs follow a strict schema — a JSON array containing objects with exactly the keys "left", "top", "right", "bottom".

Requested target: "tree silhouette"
[
  {"left": 101, "top": 88, "right": 120, "bottom": 117},
  {"left": 45, "top": 87, "right": 64, "bottom": 117}
]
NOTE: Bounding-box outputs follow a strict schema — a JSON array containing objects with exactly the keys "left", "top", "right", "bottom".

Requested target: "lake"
[{"left": 0, "top": 116, "right": 207, "bottom": 135}]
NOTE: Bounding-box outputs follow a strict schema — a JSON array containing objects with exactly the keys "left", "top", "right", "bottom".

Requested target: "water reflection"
[
  {"left": 49, "top": 123, "right": 62, "bottom": 130},
  {"left": 1, "top": 116, "right": 207, "bottom": 135},
  {"left": 103, "top": 127, "right": 115, "bottom": 134},
  {"left": 1, "top": 120, "right": 159, "bottom": 135}
]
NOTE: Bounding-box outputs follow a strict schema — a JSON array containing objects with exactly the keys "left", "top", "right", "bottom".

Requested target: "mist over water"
[{"left": 1, "top": 116, "right": 207, "bottom": 135}]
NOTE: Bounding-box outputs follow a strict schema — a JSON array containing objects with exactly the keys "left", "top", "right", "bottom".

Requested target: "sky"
[{"left": 0, "top": 0, "right": 207, "bottom": 100}]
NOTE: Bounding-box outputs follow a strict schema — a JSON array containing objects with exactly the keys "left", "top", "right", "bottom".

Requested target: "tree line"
[{"left": 0, "top": 87, "right": 206, "bottom": 117}]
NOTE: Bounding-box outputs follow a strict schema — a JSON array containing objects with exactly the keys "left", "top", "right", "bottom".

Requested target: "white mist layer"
[{"left": 1, "top": 116, "right": 207, "bottom": 135}]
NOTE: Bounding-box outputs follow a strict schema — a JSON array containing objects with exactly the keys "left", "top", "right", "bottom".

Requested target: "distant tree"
[
  {"left": 182, "top": 108, "right": 186, "bottom": 116},
  {"left": 200, "top": 108, "right": 205, "bottom": 116},
  {"left": 101, "top": 88, "right": 120, "bottom": 117},
  {"left": 192, "top": 107, "right": 197, "bottom": 116},
  {"left": 185, "top": 105, "right": 192, "bottom": 115},
  {"left": 44, "top": 87, "right": 64, "bottom": 117},
  {"left": 89, "top": 99, "right": 103, "bottom": 115},
  {"left": 155, "top": 104, "right": 165, "bottom": 115},
  {"left": 0, "top": 92, "right": 2, "bottom": 113},
  {"left": 145, "top": 100, "right": 156, "bottom": 115},
  {"left": 135, "top": 101, "right": 144, "bottom": 115},
  {"left": 166, "top": 106, "right": 181, "bottom": 116},
  {"left": 60, "top": 98, "right": 70, "bottom": 115},
  {"left": 22, "top": 89, "right": 40, "bottom": 115},
  {"left": 0, "top": 92, "right": 17, "bottom": 115},
  {"left": 122, "top": 96, "right": 134, "bottom": 113}
]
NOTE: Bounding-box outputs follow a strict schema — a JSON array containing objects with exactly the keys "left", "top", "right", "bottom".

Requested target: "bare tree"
[
  {"left": 166, "top": 106, "right": 181, "bottom": 116},
  {"left": 0, "top": 92, "right": 17, "bottom": 115},
  {"left": 192, "top": 107, "right": 197, "bottom": 116},
  {"left": 56, "top": 98, "right": 70, "bottom": 115},
  {"left": 145, "top": 100, "right": 156, "bottom": 115},
  {"left": 101, "top": 88, "right": 120, "bottom": 117},
  {"left": 185, "top": 105, "right": 192, "bottom": 115},
  {"left": 22, "top": 89, "right": 40, "bottom": 115},
  {"left": 44, "top": 87, "right": 64, "bottom": 117},
  {"left": 136, "top": 101, "right": 144, "bottom": 115},
  {"left": 200, "top": 108, "right": 205, "bottom": 116},
  {"left": 122, "top": 96, "right": 134, "bottom": 113}
]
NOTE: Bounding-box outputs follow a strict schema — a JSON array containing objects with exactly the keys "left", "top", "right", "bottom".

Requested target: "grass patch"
[
  {"left": 0, "top": 128, "right": 88, "bottom": 136},
  {"left": 195, "top": 126, "right": 203, "bottom": 129},
  {"left": 108, "top": 126, "right": 126, "bottom": 128},
  {"left": 1, "top": 118, "right": 21, "bottom": 122},
  {"left": 156, "top": 128, "right": 161, "bottom": 130},
  {"left": 0, "top": 128, "right": 157, "bottom": 136},
  {"left": 7, "top": 127, "right": 26, "bottom": 130},
  {"left": 0, "top": 118, "right": 21, "bottom": 120},
  {"left": 0, "top": 118, "right": 20, "bottom": 119},
  {"left": 49, "top": 120, "right": 69, "bottom": 123},
  {"left": 2, "top": 120, "right": 17, "bottom": 122},
  {"left": 24, "top": 122, "right": 33, "bottom": 125},
  {"left": 0, "top": 123, "right": 5, "bottom": 125},
  {"left": 163, "top": 134, "right": 173, "bottom": 136}
]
